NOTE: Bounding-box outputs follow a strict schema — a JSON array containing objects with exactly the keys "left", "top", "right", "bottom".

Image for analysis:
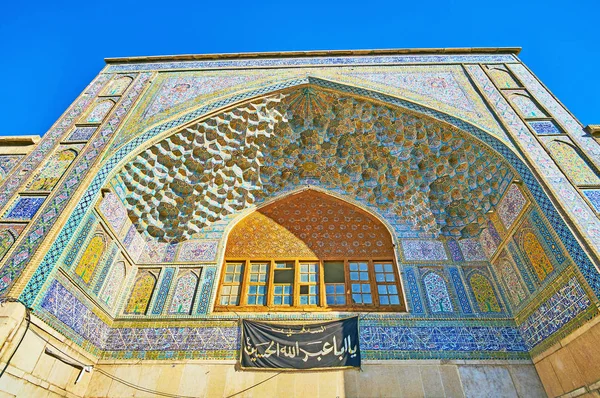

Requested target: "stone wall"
[
  {"left": 85, "top": 360, "right": 545, "bottom": 397},
  {"left": 0, "top": 302, "right": 97, "bottom": 398},
  {"left": 534, "top": 316, "right": 600, "bottom": 397}
]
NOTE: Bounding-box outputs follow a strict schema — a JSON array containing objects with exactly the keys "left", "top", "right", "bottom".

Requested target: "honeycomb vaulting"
[{"left": 119, "top": 86, "right": 512, "bottom": 242}]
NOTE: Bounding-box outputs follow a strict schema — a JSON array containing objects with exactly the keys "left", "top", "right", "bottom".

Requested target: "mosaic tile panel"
[
  {"left": 7, "top": 73, "right": 148, "bottom": 299},
  {"left": 486, "top": 66, "right": 521, "bottom": 89},
  {"left": 449, "top": 267, "right": 473, "bottom": 314},
  {"left": 168, "top": 272, "right": 199, "bottom": 314},
  {"left": 360, "top": 324, "right": 526, "bottom": 353},
  {"left": 403, "top": 268, "right": 425, "bottom": 314},
  {"left": 458, "top": 239, "right": 487, "bottom": 261},
  {"left": 124, "top": 270, "right": 157, "bottom": 315},
  {"left": 176, "top": 240, "right": 218, "bottom": 262},
  {"left": 126, "top": 230, "right": 145, "bottom": 263},
  {"left": 74, "top": 234, "right": 105, "bottom": 285},
  {"left": 519, "top": 277, "right": 591, "bottom": 349},
  {"left": 139, "top": 240, "right": 168, "bottom": 263},
  {"left": 99, "top": 260, "right": 127, "bottom": 309},
  {"left": 0, "top": 225, "right": 25, "bottom": 263},
  {"left": 583, "top": 189, "right": 600, "bottom": 212},
  {"left": 99, "top": 192, "right": 128, "bottom": 233},
  {"left": 520, "top": 231, "right": 554, "bottom": 283},
  {"left": 92, "top": 244, "right": 119, "bottom": 295},
  {"left": 469, "top": 273, "right": 501, "bottom": 313},
  {"left": 151, "top": 267, "right": 175, "bottom": 315},
  {"left": 423, "top": 272, "right": 453, "bottom": 313},
  {"left": 528, "top": 120, "right": 561, "bottom": 135},
  {"left": 66, "top": 127, "right": 97, "bottom": 142},
  {"left": 3, "top": 196, "right": 46, "bottom": 220},
  {"left": 402, "top": 240, "right": 448, "bottom": 261},
  {"left": 492, "top": 250, "right": 528, "bottom": 308},
  {"left": 0, "top": 73, "right": 110, "bottom": 211},
  {"left": 529, "top": 210, "right": 566, "bottom": 265},
  {"left": 101, "top": 76, "right": 133, "bottom": 96},
  {"left": 0, "top": 155, "right": 23, "bottom": 183},
  {"left": 40, "top": 280, "right": 110, "bottom": 349},
  {"left": 479, "top": 227, "right": 498, "bottom": 258},
  {"left": 82, "top": 100, "right": 115, "bottom": 124},
  {"left": 447, "top": 239, "right": 463, "bottom": 262},
  {"left": 546, "top": 140, "right": 600, "bottom": 185},
  {"left": 26, "top": 145, "right": 83, "bottom": 191},
  {"left": 196, "top": 266, "right": 215, "bottom": 315},
  {"left": 509, "top": 93, "right": 547, "bottom": 118},
  {"left": 497, "top": 184, "right": 527, "bottom": 230},
  {"left": 107, "top": 54, "right": 517, "bottom": 73}
]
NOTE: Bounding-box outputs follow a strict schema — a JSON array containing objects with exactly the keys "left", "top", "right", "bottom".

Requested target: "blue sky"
[{"left": 1, "top": 0, "right": 598, "bottom": 136}]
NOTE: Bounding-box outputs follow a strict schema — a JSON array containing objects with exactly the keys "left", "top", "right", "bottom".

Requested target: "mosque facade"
[{"left": 0, "top": 48, "right": 599, "bottom": 397}]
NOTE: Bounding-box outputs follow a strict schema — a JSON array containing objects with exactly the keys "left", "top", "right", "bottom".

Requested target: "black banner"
[{"left": 240, "top": 317, "right": 360, "bottom": 370}]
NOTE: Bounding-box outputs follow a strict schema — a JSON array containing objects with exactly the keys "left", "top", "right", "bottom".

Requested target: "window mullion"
[
  {"left": 318, "top": 260, "right": 326, "bottom": 308},
  {"left": 267, "top": 259, "right": 275, "bottom": 308},
  {"left": 239, "top": 260, "right": 250, "bottom": 307},
  {"left": 293, "top": 259, "right": 300, "bottom": 307},
  {"left": 368, "top": 259, "right": 380, "bottom": 308}
]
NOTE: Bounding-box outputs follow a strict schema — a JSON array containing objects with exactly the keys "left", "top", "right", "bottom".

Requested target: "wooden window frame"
[{"left": 215, "top": 257, "right": 404, "bottom": 312}]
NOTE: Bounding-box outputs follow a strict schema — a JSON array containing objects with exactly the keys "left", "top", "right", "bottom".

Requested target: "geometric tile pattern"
[
  {"left": 106, "top": 54, "right": 517, "bottom": 73},
  {"left": 458, "top": 238, "right": 487, "bottom": 261},
  {"left": 151, "top": 267, "right": 174, "bottom": 315},
  {"left": 3, "top": 196, "right": 46, "bottom": 220},
  {"left": 168, "top": 271, "right": 198, "bottom": 314},
  {"left": 528, "top": 120, "right": 561, "bottom": 135},
  {"left": 7, "top": 73, "right": 149, "bottom": 298},
  {"left": 225, "top": 190, "right": 395, "bottom": 259},
  {"left": 519, "top": 277, "right": 591, "bottom": 349},
  {"left": 423, "top": 271, "right": 454, "bottom": 313},
  {"left": 118, "top": 87, "right": 513, "bottom": 242},
  {"left": 0, "top": 155, "right": 23, "bottom": 183},
  {"left": 497, "top": 184, "right": 527, "bottom": 230},
  {"left": 583, "top": 189, "right": 600, "bottom": 212},
  {"left": 402, "top": 240, "right": 447, "bottom": 261}
]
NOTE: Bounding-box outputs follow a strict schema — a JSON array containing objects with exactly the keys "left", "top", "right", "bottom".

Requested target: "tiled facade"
[{"left": 0, "top": 49, "right": 598, "bottom": 371}]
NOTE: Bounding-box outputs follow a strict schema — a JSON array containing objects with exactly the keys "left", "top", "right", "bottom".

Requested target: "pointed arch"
[
  {"left": 168, "top": 271, "right": 199, "bottom": 314},
  {"left": 547, "top": 140, "right": 600, "bottom": 185},
  {"left": 0, "top": 230, "right": 16, "bottom": 262},
  {"left": 27, "top": 148, "right": 78, "bottom": 192},
  {"left": 469, "top": 272, "right": 501, "bottom": 313},
  {"left": 100, "top": 260, "right": 126, "bottom": 309},
  {"left": 217, "top": 188, "right": 404, "bottom": 312},
  {"left": 422, "top": 271, "right": 453, "bottom": 313},
  {"left": 74, "top": 233, "right": 106, "bottom": 284},
  {"left": 124, "top": 270, "right": 157, "bottom": 315}
]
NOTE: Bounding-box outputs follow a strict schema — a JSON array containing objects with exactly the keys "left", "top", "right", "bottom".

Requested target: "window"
[
  {"left": 216, "top": 259, "right": 403, "bottom": 311},
  {"left": 220, "top": 262, "right": 243, "bottom": 306}
]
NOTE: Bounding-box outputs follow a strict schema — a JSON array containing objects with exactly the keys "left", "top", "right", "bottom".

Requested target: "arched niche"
[
  {"left": 19, "top": 76, "right": 600, "bottom": 323},
  {"left": 217, "top": 189, "right": 404, "bottom": 312}
]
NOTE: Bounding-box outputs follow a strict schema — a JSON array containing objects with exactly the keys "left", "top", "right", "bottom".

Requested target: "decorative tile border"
[
  {"left": 12, "top": 73, "right": 150, "bottom": 302},
  {"left": 106, "top": 54, "right": 518, "bottom": 73}
]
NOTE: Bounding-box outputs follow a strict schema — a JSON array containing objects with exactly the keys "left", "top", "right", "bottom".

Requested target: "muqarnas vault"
[{"left": 0, "top": 48, "right": 600, "bottom": 397}]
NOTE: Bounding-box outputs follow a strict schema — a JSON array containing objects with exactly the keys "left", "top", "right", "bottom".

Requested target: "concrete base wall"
[
  {"left": 0, "top": 304, "right": 547, "bottom": 397},
  {"left": 534, "top": 316, "right": 600, "bottom": 398},
  {"left": 85, "top": 360, "right": 545, "bottom": 398},
  {"left": 0, "top": 302, "right": 97, "bottom": 398}
]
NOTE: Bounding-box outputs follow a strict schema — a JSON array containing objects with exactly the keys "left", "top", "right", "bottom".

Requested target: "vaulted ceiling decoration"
[{"left": 116, "top": 86, "right": 513, "bottom": 242}]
